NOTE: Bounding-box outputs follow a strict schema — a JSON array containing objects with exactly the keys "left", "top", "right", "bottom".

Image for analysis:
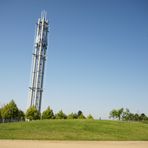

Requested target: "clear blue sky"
[{"left": 0, "top": 0, "right": 148, "bottom": 119}]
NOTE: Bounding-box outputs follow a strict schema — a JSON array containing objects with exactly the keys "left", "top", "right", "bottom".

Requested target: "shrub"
[
  {"left": 77, "top": 110, "right": 86, "bottom": 119},
  {"left": 87, "top": 114, "right": 94, "bottom": 119},
  {"left": 55, "top": 110, "right": 67, "bottom": 119},
  {"left": 42, "top": 106, "right": 54, "bottom": 119},
  {"left": 67, "top": 112, "right": 78, "bottom": 119},
  {"left": 78, "top": 114, "right": 86, "bottom": 119},
  {"left": 26, "top": 106, "right": 40, "bottom": 121}
]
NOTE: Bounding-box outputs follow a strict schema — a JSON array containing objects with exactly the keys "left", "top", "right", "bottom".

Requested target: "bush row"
[
  {"left": 0, "top": 100, "right": 93, "bottom": 123},
  {"left": 26, "top": 106, "right": 94, "bottom": 121}
]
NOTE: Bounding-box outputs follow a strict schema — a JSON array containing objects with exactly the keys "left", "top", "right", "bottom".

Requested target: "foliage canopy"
[{"left": 26, "top": 106, "right": 40, "bottom": 121}]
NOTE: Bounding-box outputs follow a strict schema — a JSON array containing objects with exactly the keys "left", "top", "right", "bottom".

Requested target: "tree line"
[
  {"left": 109, "top": 108, "right": 148, "bottom": 121},
  {"left": 1, "top": 100, "right": 148, "bottom": 123},
  {"left": 0, "top": 100, "right": 94, "bottom": 123},
  {"left": 25, "top": 105, "right": 94, "bottom": 121}
]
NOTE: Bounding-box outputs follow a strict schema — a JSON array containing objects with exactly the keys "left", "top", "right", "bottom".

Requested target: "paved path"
[{"left": 0, "top": 140, "right": 148, "bottom": 148}]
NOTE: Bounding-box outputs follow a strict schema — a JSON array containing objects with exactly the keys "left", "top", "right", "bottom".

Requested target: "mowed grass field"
[{"left": 0, "top": 120, "right": 148, "bottom": 140}]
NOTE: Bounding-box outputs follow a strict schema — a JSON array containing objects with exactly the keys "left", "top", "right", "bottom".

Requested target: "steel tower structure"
[{"left": 29, "top": 12, "right": 48, "bottom": 113}]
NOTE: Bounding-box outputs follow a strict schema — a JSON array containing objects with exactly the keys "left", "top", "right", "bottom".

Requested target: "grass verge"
[{"left": 0, "top": 119, "right": 148, "bottom": 140}]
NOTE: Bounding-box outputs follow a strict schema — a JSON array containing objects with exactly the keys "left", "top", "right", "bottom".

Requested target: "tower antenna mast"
[{"left": 29, "top": 11, "right": 48, "bottom": 113}]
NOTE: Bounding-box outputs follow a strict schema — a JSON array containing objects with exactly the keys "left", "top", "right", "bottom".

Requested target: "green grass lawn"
[{"left": 0, "top": 119, "right": 148, "bottom": 140}]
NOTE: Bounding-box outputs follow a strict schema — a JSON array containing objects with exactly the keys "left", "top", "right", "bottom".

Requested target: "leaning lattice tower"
[{"left": 28, "top": 11, "right": 48, "bottom": 113}]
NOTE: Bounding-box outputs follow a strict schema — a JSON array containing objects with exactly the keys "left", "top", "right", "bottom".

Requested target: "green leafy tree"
[
  {"left": 109, "top": 108, "right": 124, "bottom": 120},
  {"left": 67, "top": 112, "right": 78, "bottom": 119},
  {"left": 42, "top": 106, "right": 54, "bottom": 119},
  {"left": 1, "top": 100, "right": 19, "bottom": 122},
  {"left": 117, "top": 108, "right": 124, "bottom": 120},
  {"left": 78, "top": 110, "right": 83, "bottom": 117},
  {"left": 122, "top": 108, "right": 130, "bottom": 121},
  {"left": 26, "top": 106, "right": 40, "bottom": 121},
  {"left": 55, "top": 110, "right": 67, "bottom": 119},
  {"left": 18, "top": 110, "right": 25, "bottom": 121},
  {"left": 87, "top": 114, "right": 94, "bottom": 120},
  {"left": 77, "top": 110, "right": 86, "bottom": 119},
  {"left": 109, "top": 109, "right": 118, "bottom": 120},
  {"left": 133, "top": 113, "right": 139, "bottom": 121},
  {"left": 77, "top": 111, "right": 86, "bottom": 119},
  {"left": 128, "top": 113, "right": 135, "bottom": 121},
  {"left": 78, "top": 114, "right": 86, "bottom": 119},
  {"left": 139, "top": 113, "right": 147, "bottom": 121}
]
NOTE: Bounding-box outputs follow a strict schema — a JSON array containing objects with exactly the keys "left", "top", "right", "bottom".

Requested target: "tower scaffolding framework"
[{"left": 29, "top": 11, "right": 49, "bottom": 113}]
